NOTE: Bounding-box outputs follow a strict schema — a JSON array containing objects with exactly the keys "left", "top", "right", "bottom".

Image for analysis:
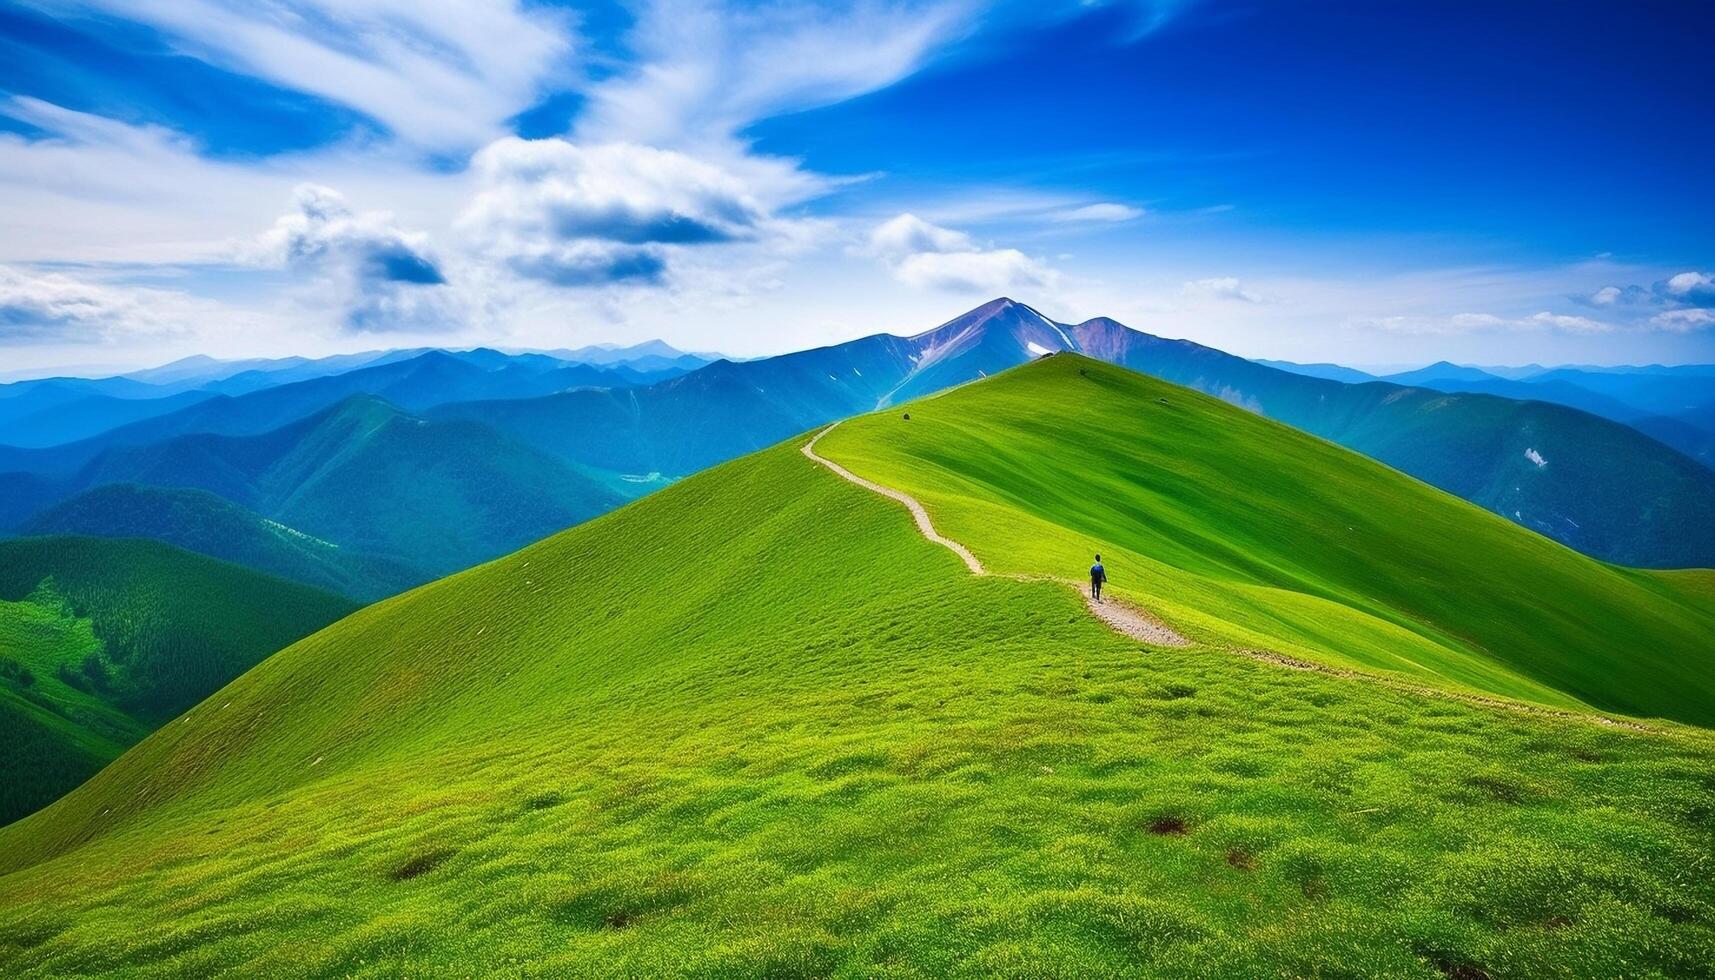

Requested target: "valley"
[{"left": 0, "top": 537, "right": 355, "bottom": 825}]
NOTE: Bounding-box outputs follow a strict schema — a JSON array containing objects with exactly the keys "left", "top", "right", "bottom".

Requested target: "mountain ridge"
[
  {"left": 436, "top": 299, "right": 1715, "bottom": 568},
  {"left": 5, "top": 299, "right": 1711, "bottom": 570}
]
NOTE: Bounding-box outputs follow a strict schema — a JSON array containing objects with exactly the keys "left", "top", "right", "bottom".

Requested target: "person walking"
[{"left": 1090, "top": 554, "right": 1107, "bottom": 602}]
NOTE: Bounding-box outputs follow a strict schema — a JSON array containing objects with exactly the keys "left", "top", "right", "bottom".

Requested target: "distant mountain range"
[
  {"left": 20, "top": 485, "right": 422, "bottom": 602},
  {"left": 437, "top": 299, "right": 1715, "bottom": 568},
  {"left": 1261, "top": 357, "right": 1715, "bottom": 469},
  {"left": 2, "top": 301, "right": 1712, "bottom": 587},
  {"left": 1252, "top": 359, "right": 1376, "bottom": 384},
  {"left": 0, "top": 345, "right": 707, "bottom": 466},
  {"left": 4, "top": 397, "right": 622, "bottom": 595}
]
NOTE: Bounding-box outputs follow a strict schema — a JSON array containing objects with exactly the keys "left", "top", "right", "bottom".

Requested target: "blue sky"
[{"left": 1, "top": 0, "right": 1711, "bottom": 373}]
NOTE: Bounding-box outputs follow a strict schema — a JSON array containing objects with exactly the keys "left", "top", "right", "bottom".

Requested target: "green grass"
[
  {"left": 820, "top": 354, "right": 1715, "bottom": 726},
  {"left": 0, "top": 537, "right": 357, "bottom": 826},
  {"left": 0, "top": 360, "right": 1711, "bottom": 976},
  {"left": 0, "top": 595, "right": 145, "bottom": 825}
]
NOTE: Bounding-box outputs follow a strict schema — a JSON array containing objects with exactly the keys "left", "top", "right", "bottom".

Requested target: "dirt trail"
[
  {"left": 1080, "top": 587, "right": 1191, "bottom": 647},
  {"left": 803, "top": 424, "right": 1189, "bottom": 647},
  {"left": 801, "top": 424, "right": 1664, "bottom": 733},
  {"left": 802, "top": 425, "right": 983, "bottom": 575}
]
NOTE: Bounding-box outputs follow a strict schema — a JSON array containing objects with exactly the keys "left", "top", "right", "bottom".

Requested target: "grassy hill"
[
  {"left": 820, "top": 354, "right": 1715, "bottom": 725},
  {"left": 1075, "top": 318, "right": 1715, "bottom": 569},
  {"left": 0, "top": 537, "right": 354, "bottom": 826},
  {"left": 20, "top": 484, "right": 421, "bottom": 601},
  {"left": 0, "top": 360, "right": 1712, "bottom": 975}
]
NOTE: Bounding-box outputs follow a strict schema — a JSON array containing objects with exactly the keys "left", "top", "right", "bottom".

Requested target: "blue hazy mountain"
[
  {"left": 1374, "top": 363, "right": 1715, "bottom": 469},
  {"left": 1381, "top": 361, "right": 1506, "bottom": 386},
  {"left": 0, "top": 388, "right": 219, "bottom": 448},
  {"left": 1252, "top": 359, "right": 1377, "bottom": 383},
  {"left": 4, "top": 397, "right": 623, "bottom": 594},
  {"left": 0, "top": 349, "right": 685, "bottom": 473},
  {"left": 0, "top": 346, "right": 705, "bottom": 457}
]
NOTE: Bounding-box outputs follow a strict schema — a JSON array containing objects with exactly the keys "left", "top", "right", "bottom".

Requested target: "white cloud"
[
  {"left": 865, "top": 213, "right": 975, "bottom": 256},
  {"left": 1051, "top": 203, "right": 1145, "bottom": 223},
  {"left": 1449, "top": 313, "right": 1507, "bottom": 328},
  {"left": 1664, "top": 271, "right": 1713, "bottom": 297},
  {"left": 0, "top": 0, "right": 1236, "bottom": 368},
  {"left": 1524, "top": 447, "right": 1546, "bottom": 468},
  {"left": 549, "top": 0, "right": 983, "bottom": 296},
  {"left": 1660, "top": 270, "right": 1715, "bottom": 309},
  {"left": 1183, "top": 276, "right": 1266, "bottom": 303},
  {"left": 259, "top": 185, "right": 443, "bottom": 285},
  {"left": 0, "top": 265, "right": 203, "bottom": 344},
  {"left": 70, "top": 0, "right": 573, "bottom": 151},
  {"left": 1527, "top": 311, "right": 1611, "bottom": 334},
  {"left": 1589, "top": 285, "right": 1622, "bottom": 305},
  {"left": 893, "top": 249, "right": 1053, "bottom": 293},
  {"left": 458, "top": 137, "right": 805, "bottom": 288},
  {"left": 863, "top": 213, "right": 1053, "bottom": 293},
  {"left": 575, "top": 1, "right": 1201, "bottom": 151},
  {"left": 1652, "top": 309, "right": 1715, "bottom": 332},
  {"left": 255, "top": 185, "right": 461, "bottom": 333},
  {"left": 1582, "top": 270, "right": 1715, "bottom": 312}
]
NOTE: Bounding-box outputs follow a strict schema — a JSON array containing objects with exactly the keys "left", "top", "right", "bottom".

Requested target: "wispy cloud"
[
  {"left": 66, "top": 0, "right": 574, "bottom": 151},
  {"left": 573, "top": 1, "right": 975, "bottom": 151},
  {"left": 0, "top": 97, "right": 455, "bottom": 266},
  {"left": 1356, "top": 310, "right": 1612, "bottom": 336},
  {"left": 1050, "top": 202, "right": 1145, "bottom": 223},
  {"left": 1182, "top": 276, "right": 1267, "bottom": 303},
  {"left": 1652, "top": 309, "right": 1715, "bottom": 332}
]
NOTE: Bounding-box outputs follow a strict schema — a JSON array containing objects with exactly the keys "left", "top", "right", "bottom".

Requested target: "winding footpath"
[
  {"left": 803, "top": 424, "right": 1190, "bottom": 648},
  {"left": 802, "top": 424, "right": 1660, "bottom": 733},
  {"left": 801, "top": 424, "right": 984, "bottom": 575}
]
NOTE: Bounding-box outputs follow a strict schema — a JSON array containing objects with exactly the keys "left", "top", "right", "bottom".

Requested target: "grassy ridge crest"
[{"left": 820, "top": 354, "right": 1715, "bottom": 725}]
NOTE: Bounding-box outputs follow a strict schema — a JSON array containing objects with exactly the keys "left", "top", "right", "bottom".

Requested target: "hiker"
[{"left": 1090, "top": 554, "right": 1106, "bottom": 602}]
